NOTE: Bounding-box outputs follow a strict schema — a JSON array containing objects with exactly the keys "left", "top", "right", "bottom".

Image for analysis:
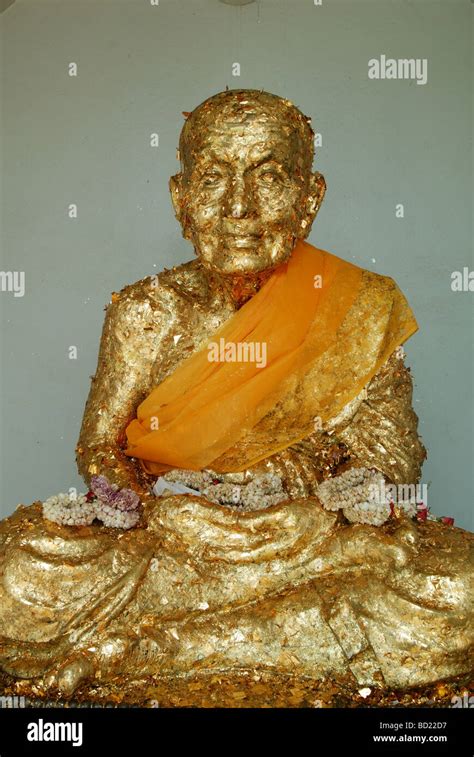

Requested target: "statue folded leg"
[
  {"left": 133, "top": 496, "right": 473, "bottom": 689},
  {"left": 1, "top": 497, "right": 471, "bottom": 697},
  {"left": 0, "top": 503, "right": 154, "bottom": 690}
]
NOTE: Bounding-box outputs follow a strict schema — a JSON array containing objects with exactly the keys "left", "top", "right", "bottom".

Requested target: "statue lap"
[{"left": 1, "top": 496, "right": 472, "bottom": 697}]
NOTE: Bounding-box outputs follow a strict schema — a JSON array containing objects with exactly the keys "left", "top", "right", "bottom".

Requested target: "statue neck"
[{"left": 206, "top": 268, "right": 274, "bottom": 309}]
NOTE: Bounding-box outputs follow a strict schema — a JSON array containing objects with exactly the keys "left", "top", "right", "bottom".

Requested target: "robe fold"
[{"left": 124, "top": 241, "right": 418, "bottom": 473}]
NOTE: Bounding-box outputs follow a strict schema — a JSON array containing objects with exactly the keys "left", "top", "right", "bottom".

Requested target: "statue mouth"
[
  {"left": 222, "top": 224, "right": 263, "bottom": 249},
  {"left": 225, "top": 233, "right": 260, "bottom": 249}
]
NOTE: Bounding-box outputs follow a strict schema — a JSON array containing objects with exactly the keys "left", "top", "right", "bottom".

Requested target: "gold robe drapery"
[{"left": 124, "top": 241, "right": 418, "bottom": 474}]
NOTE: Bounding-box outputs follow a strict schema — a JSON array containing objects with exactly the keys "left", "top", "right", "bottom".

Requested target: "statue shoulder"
[
  {"left": 104, "top": 259, "right": 203, "bottom": 317},
  {"left": 317, "top": 246, "right": 410, "bottom": 303},
  {"left": 361, "top": 268, "right": 400, "bottom": 295},
  {"left": 334, "top": 258, "right": 399, "bottom": 298},
  {"left": 319, "top": 246, "right": 419, "bottom": 352},
  {"left": 348, "top": 266, "right": 416, "bottom": 324}
]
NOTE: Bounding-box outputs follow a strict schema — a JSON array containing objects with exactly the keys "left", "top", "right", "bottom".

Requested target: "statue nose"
[{"left": 227, "top": 176, "right": 251, "bottom": 218}]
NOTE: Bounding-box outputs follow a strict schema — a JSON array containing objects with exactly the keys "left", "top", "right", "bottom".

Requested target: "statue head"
[{"left": 170, "top": 89, "right": 326, "bottom": 275}]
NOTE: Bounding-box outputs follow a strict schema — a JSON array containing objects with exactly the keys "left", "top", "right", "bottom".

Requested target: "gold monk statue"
[{"left": 0, "top": 90, "right": 472, "bottom": 707}]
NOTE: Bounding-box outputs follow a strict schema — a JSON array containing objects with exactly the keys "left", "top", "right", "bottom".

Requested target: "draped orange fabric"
[{"left": 124, "top": 241, "right": 418, "bottom": 473}]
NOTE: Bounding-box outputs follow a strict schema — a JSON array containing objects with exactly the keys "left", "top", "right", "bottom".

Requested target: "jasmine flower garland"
[{"left": 42, "top": 475, "right": 142, "bottom": 529}]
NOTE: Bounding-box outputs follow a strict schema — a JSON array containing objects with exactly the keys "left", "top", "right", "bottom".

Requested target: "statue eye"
[
  {"left": 202, "top": 171, "right": 223, "bottom": 186},
  {"left": 258, "top": 170, "right": 281, "bottom": 184}
]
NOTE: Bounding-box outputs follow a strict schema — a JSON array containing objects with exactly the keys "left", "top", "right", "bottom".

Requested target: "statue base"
[{"left": 1, "top": 669, "right": 472, "bottom": 708}]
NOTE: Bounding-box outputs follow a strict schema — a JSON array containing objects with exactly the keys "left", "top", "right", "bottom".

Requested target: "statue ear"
[
  {"left": 170, "top": 172, "right": 193, "bottom": 241},
  {"left": 306, "top": 171, "right": 326, "bottom": 220},
  {"left": 299, "top": 172, "right": 326, "bottom": 237},
  {"left": 169, "top": 173, "right": 183, "bottom": 222}
]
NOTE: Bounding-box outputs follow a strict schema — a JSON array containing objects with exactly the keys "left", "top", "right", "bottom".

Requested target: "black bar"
[{"left": 0, "top": 706, "right": 472, "bottom": 756}]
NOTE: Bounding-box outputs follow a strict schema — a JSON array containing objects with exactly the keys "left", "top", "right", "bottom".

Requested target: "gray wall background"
[{"left": 0, "top": 0, "right": 472, "bottom": 529}]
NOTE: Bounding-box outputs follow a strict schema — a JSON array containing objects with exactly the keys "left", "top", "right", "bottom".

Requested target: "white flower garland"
[
  {"left": 43, "top": 489, "right": 140, "bottom": 530},
  {"left": 317, "top": 467, "right": 391, "bottom": 525},
  {"left": 42, "top": 493, "right": 97, "bottom": 527},
  {"left": 156, "top": 469, "right": 287, "bottom": 512}
]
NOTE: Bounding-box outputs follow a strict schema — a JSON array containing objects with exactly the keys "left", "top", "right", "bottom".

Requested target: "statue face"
[{"left": 171, "top": 95, "right": 325, "bottom": 275}]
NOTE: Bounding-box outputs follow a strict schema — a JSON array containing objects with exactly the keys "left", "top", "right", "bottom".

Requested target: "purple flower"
[
  {"left": 90, "top": 475, "right": 141, "bottom": 512},
  {"left": 90, "top": 475, "right": 118, "bottom": 503}
]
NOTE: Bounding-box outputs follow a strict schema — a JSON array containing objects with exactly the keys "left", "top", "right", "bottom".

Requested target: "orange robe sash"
[{"left": 125, "top": 241, "right": 418, "bottom": 474}]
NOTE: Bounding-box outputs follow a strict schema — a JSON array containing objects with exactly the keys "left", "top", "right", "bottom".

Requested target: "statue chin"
[{"left": 194, "top": 234, "right": 296, "bottom": 275}]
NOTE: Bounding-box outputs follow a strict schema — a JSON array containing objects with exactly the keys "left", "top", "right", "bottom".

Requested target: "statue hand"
[{"left": 77, "top": 443, "right": 154, "bottom": 500}]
